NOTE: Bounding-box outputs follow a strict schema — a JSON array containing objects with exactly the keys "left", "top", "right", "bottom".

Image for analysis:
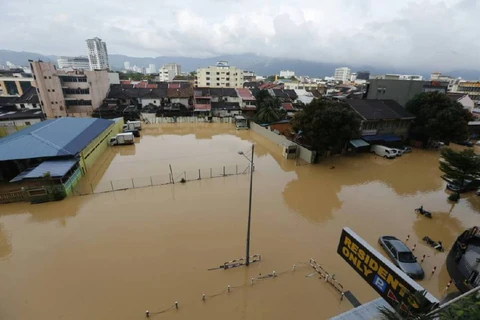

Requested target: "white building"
[
  {"left": 195, "top": 61, "right": 244, "bottom": 88},
  {"left": 124, "top": 61, "right": 130, "bottom": 70},
  {"left": 162, "top": 63, "right": 181, "bottom": 76},
  {"left": 57, "top": 56, "right": 90, "bottom": 70},
  {"left": 86, "top": 37, "right": 110, "bottom": 70},
  {"left": 350, "top": 73, "right": 357, "bottom": 82},
  {"left": 148, "top": 64, "right": 156, "bottom": 74},
  {"left": 334, "top": 67, "right": 351, "bottom": 82},
  {"left": 158, "top": 67, "right": 174, "bottom": 82},
  {"left": 280, "top": 70, "right": 295, "bottom": 78}
]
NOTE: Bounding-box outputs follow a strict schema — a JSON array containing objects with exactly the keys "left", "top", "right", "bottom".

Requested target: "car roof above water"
[{"left": 387, "top": 239, "right": 410, "bottom": 252}]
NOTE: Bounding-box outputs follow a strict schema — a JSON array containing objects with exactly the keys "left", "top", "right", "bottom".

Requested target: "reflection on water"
[
  {"left": 1, "top": 123, "right": 480, "bottom": 320},
  {"left": 0, "top": 223, "right": 12, "bottom": 258}
]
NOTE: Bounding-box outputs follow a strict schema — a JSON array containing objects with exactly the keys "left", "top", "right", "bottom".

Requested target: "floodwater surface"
[{"left": 1, "top": 123, "right": 479, "bottom": 320}]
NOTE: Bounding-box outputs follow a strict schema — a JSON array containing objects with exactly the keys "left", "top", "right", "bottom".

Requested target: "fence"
[
  {"left": 250, "top": 122, "right": 315, "bottom": 163},
  {"left": 142, "top": 115, "right": 235, "bottom": 124},
  {"left": 73, "top": 164, "right": 250, "bottom": 195}
]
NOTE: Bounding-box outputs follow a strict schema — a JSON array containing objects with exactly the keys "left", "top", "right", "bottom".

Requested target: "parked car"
[
  {"left": 446, "top": 179, "right": 480, "bottom": 193},
  {"left": 457, "top": 140, "right": 473, "bottom": 147},
  {"left": 378, "top": 236, "right": 424, "bottom": 279},
  {"left": 391, "top": 148, "right": 404, "bottom": 156},
  {"left": 400, "top": 146, "right": 412, "bottom": 153},
  {"left": 370, "top": 145, "right": 396, "bottom": 159}
]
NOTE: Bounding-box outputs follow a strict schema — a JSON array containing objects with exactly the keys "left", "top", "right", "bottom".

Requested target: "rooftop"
[
  {"left": 0, "top": 108, "right": 43, "bottom": 120},
  {"left": 0, "top": 117, "right": 113, "bottom": 161},
  {"left": 346, "top": 99, "right": 415, "bottom": 121},
  {"left": 10, "top": 159, "right": 78, "bottom": 182}
]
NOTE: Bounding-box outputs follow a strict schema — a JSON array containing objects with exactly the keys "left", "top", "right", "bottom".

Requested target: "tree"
[
  {"left": 406, "top": 92, "right": 472, "bottom": 144},
  {"left": 439, "top": 148, "right": 480, "bottom": 198},
  {"left": 253, "top": 90, "right": 285, "bottom": 124},
  {"left": 291, "top": 99, "right": 360, "bottom": 153}
]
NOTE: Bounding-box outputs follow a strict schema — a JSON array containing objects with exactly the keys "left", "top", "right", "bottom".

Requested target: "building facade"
[
  {"left": 86, "top": 37, "right": 109, "bottom": 70},
  {"left": 366, "top": 79, "right": 431, "bottom": 107},
  {"left": 452, "top": 81, "right": 480, "bottom": 103},
  {"left": 280, "top": 70, "right": 295, "bottom": 78},
  {"left": 30, "top": 61, "right": 110, "bottom": 118},
  {"left": 195, "top": 61, "right": 244, "bottom": 88},
  {"left": 57, "top": 56, "right": 90, "bottom": 70},
  {"left": 148, "top": 64, "right": 156, "bottom": 74},
  {"left": 356, "top": 71, "right": 370, "bottom": 80},
  {"left": 334, "top": 67, "right": 351, "bottom": 82}
]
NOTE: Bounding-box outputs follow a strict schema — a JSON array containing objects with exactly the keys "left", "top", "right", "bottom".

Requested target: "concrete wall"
[
  {"left": 250, "top": 122, "right": 314, "bottom": 163},
  {"left": 85, "top": 70, "right": 110, "bottom": 111},
  {"left": 79, "top": 118, "right": 124, "bottom": 172},
  {"left": 64, "top": 167, "right": 82, "bottom": 196},
  {"left": 367, "top": 79, "right": 428, "bottom": 107},
  {"left": 31, "top": 61, "right": 66, "bottom": 118},
  {"left": 0, "top": 119, "right": 42, "bottom": 137}
]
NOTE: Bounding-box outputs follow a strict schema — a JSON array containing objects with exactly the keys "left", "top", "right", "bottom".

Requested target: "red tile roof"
[
  {"left": 236, "top": 88, "right": 256, "bottom": 101},
  {"left": 281, "top": 103, "right": 294, "bottom": 111}
]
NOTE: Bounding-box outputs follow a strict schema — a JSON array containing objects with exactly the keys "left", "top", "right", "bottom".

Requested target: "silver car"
[{"left": 378, "top": 236, "right": 425, "bottom": 279}]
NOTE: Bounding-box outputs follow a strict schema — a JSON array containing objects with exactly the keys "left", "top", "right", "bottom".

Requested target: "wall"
[
  {"left": 30, "top": 61, "right": 66, "bottom": 118},
  {"left": 63, "top": 167, "right": 82, "bottom": 196},
  {"left": 0, "top": 119, "right": 42, "bottom": 137},
  {"left": 250, "top": 122, "right": 314, "bottom": 163},
  {"left": 79, "top": 119, "right": 123, "bottom": 172},
  {"left": 367, "top": 79, "right": 428, "bottom": 107},
  {"left": 85, "top": 70, "right": 110, "bottom": 111}
]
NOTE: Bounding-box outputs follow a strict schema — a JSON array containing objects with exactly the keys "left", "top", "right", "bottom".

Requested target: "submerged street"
[{"left": 1, "top": 123, "right": 479, "bottom": 319}]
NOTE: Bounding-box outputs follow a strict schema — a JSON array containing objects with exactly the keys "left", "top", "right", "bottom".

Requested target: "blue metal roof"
[
  {"left": 10, "top": 159, "right": 78, "bottom": 182},
  {"left": 362, "top": 134, "right": 401, "bottom": 142},
  {"left": 0, "top": 118, "right": 113, "bottom": 161}
]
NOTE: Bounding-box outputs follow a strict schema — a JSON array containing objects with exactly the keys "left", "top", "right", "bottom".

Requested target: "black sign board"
[{"left": 337, "top": 227, "right": 438, "bottom": 315}]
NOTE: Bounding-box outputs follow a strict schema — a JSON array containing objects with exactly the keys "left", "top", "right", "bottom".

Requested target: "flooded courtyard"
[{"left": 1, "top": 123, "right": 480, "bottom": 319}]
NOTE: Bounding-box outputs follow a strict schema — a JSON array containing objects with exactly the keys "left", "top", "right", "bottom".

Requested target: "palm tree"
[{"left": 255, "top": 97, "right": 285, "bottom": 124}]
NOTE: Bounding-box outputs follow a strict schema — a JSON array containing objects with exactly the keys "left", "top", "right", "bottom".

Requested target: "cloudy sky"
[{"left": 1, "top": 0, "right": 478, "bottom": 69}]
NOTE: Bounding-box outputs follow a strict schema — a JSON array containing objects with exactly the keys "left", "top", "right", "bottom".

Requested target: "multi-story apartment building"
[
  {"left": 0, "top": 69, "right": 33, "bottom": 97},
  {"left": 57, "top": 56, "right": 90, "bottom": 70},
  {"left": 195, "top": 61, "right": 244, "bottom": 88},
  {"left": 29, "top": 60, "right": 110, "bottom": 118},
  {"left": 86, "top": 37, "right": 109, "bottom": 70},
  {"left": 148, "top": 64, "right": 156, "bottom": 74},
  {"left": 452, "top": 81, "right": 480, "bottom": 103},
  {"left": 334, "top": 67, "right": 351, "bottom": 82}
]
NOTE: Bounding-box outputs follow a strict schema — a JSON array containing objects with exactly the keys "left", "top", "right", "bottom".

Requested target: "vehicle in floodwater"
[{"left": 234, "top": 115, "right": 248, "bottom": 130}]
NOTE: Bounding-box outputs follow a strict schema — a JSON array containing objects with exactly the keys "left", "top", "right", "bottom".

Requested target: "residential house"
[
  {"left": 193, "top": 89, "right": 211, "bottom": 115},
  {"left": 293, "top": 89, "right": 314, "bottom": 105},
  {"left": 451, "top": 81, "right": 480, "bottom": 104},
  {"left": 167, "top": 86, "right": 193, "bottom": 108},
  {"left": 447, "top": 93, "right": 475, "bottom": 113},
  {"left": 211, "top": 101, "right": 241, "bottom": 117},
  {"left": 0, "top": 105, "right": 44, "bottom": 137},
  {"left": 235, "top": 88, "right": 256, "bottom": 118},
  {"left": 346, "top": 99, "right": 415, "bottom": 144},
  {"left": 14, "top": 87, "right": 40, "bottom": 110},
  {"left": 366, "top": 79, "right": 436, "bottom": 107}
]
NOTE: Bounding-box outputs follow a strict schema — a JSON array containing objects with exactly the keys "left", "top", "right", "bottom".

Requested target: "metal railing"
[{"left": 75, "top": 164, "right": 250, "bottom": 195}]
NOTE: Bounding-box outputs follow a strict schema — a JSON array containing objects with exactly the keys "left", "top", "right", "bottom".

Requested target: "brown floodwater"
[{"left": 1, "top": 123, "right": 480, "bottom": 320}]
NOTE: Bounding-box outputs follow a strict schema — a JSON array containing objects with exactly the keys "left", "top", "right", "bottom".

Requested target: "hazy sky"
[{"left": 1, "top": 0, "right": 478, "bottom": 69}]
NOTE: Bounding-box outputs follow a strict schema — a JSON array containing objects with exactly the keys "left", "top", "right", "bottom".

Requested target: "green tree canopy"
[
  {"left": 253, "top": 90, "right": 285, "bottom": 123},
  {"left": 439, "top": 148, "right": 480, "bottom": 191},
  {"left": 291, "top": 99, "right": 360, "bottom": 152},
  {"left": 406, "top": 92, "right": 472, "bottom": 143}
]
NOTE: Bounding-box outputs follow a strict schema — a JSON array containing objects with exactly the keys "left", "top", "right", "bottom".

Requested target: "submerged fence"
[
  {"left": 142, "top": 115, "right": 236, "bottom": 124},
  {"left": 73, "top": 164, "right": 250, "bottom": 195}
]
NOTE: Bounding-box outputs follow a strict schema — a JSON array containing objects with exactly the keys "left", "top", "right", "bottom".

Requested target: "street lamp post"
[{"left": 238, "top": 144, "right": 254, "bottom": 266}]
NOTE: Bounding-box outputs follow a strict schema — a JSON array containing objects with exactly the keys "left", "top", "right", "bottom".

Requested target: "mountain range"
[{"left": 2, "top": 49, "right": 480, "bottom": 80}]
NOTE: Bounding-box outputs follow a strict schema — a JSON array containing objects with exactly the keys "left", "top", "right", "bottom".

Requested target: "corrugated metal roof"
[
  {"left": 0, "top": 117, "right": 113, "bottom": 161},
  {"left": 329, "top": 298, "right": 392, "bottom": 320},
  {"left": 17, "top": 159, "right": 78, "bottom": 180}
]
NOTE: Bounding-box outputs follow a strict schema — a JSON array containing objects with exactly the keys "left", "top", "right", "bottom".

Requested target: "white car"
[
  {"left": 391, "top": 148, "right": 404, "bottom": 156},
  {"left": 371, "top": 145, "right": 396, "bottom": 159}
]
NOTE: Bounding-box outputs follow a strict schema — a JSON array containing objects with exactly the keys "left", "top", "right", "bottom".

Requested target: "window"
[
  {"left": 48, "top": 89, "right": 51, "bottom": 92},
  {"left": 52, "top": 89, "right": 55, "bottom": 92},
  {"left": 206, "top": 72, "right": 210, "bottom": 75},
  {"left": 216, "top": 72, "right": 219, "bottom": 75},
  {"left": 206, "top": 77, "right": 210, "bottom": 80},
  {"left": 20, "top": 104, "right": 25, "bottom": 108},
  {"left": 44, "top": 76, "right": 47, "bottom": 79},
  {"left": 217, "top": 78, "right": 220, "bottom": 81},
  {"left": 49, "top": 76, "right": 51, "bottom": 79},
  {"left": 397, "top": 251, "right": 416, "bottom": 263},
  {"left": 206, "top": 82, "right": 210, "bottom": 86},
  {"left": 217, "top": 83, "right": 220, "bottom": 86},
  {"left": 153, "top": 100, "right": 156, "bottom": 103},
  {"left": 25, "top": 121, "right": 31, "bottom": 126}
]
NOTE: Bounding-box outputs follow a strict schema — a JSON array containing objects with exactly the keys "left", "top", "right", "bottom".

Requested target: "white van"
[{"left": 371, "top": 145, "right": 396, "bottom": 159}]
